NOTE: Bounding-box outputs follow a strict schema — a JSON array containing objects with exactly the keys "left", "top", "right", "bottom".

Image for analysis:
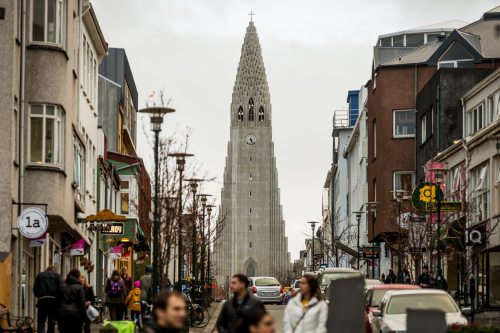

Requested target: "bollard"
[
  {"left": 327, "top": 275, "right": 364, "bottom": 333},
  {"left": 407, "top": 309, "right": 447, "bottom": 333}
]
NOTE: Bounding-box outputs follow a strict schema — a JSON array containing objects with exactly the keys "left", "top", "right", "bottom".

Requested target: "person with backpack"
[
  {"left": 283, "top": 274, "right": 328, "bottom": 333},
  {"left": 105, "top": 270, "right": 127, "bottom": 320},
  {"left": 125, "top": 280, "right": 142, "bottom": 322}
]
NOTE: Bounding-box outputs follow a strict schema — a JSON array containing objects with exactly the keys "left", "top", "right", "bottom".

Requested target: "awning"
[
  {"left": 47, "top": 215, "right": 91, "bottom": 245},
  {"left": 336, "top": 242, "right": 359, "bottom": 258}
]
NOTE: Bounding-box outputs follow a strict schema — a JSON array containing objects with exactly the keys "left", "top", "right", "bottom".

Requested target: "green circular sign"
[{"left": 411, "top": 182, "right": 444, "bottom": 211}]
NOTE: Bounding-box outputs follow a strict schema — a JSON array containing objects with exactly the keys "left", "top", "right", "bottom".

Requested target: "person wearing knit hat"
[{"left": 125, "top": 280, "right": 142, "bottom": 322}]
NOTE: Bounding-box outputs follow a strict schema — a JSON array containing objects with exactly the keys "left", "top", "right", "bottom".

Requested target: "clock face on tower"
[{"left": 246, "top": 134, "right": 257, "bottom": 145}]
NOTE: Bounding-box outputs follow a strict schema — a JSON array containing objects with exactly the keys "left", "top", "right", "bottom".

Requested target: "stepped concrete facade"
[{"left": 215, "top": 21, "right": 290, "bottom": 283}]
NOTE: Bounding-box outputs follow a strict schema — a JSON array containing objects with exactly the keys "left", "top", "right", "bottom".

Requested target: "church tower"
[{"left": 215, "top": 21, "right": 291, "bottom": 283}]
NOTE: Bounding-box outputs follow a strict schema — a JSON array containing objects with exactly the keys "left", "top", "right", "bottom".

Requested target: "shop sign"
[
  {"left": 360, "top": 246, "right": 381, "bottom": 259},
  {"left": 88, "top": 222, "right": 124, "bottom": 235},
  {"left": 411, "top": 182, "right": 443, "bottom": 211},
  {"left": 17, "top": 207, "right": 49, "bottom": 239},
  {"left": 425, "top": 201, "right": 462, "bottom": 212},
  {"left": 408, "top": 247, "right": 426, "bottom": 254}
]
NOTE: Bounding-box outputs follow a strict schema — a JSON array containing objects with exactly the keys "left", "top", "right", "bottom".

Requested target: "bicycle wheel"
[{"left": 191, "top": 305, "right": 210, "bottom": 328}]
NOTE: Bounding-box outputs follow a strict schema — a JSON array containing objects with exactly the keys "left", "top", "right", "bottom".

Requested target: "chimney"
[{"left": 437, "top": 33, "right": 447, "bottom": 42}]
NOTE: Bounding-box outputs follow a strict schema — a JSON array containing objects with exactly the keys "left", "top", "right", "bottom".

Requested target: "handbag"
[{"left": 86, "top": 304, "right": 100, "bottom": 322}]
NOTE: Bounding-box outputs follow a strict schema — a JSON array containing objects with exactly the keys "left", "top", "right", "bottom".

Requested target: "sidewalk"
[{"left": 471, "top": 311, "right": 500, "bottom": 328}]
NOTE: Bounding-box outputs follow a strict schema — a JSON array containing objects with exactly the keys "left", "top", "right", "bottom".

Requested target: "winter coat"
[
  {"left": 216, "top": 293, "right": 265, "bottom": 333},
  {"left": 33, "top": 270, "right": 63, "bottom": 304},
  {"left": 283, "top": 293, "right": 328, "bottom": 333},
  {"left": 125, "top": 287, "right": 142, "bottom": 312},
  {"left": 58, "top": 276, "right": 86, "bottom": 322},
  {"left": 105, "top": 276, "right": 127, "bottom": 305},
  {"left": 140, "top": 273, "right": 153, "bottom": 303}
]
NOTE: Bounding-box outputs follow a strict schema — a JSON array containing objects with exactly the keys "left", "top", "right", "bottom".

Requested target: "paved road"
[{"left": 193, "top": 303, "right": 285, "bottom": 333}]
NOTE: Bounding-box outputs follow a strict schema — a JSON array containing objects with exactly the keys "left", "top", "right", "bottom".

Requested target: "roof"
[
  {"left": 378, "top": 19, "right": 467, "bottom": 38},
  {"left": 381, "top": 40, "right": 442, "bottom": 66}
]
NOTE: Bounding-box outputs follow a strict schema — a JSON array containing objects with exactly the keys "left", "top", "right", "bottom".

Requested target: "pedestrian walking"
[
  {"left": 380, "top": 273, "right": 386, "bottom": 283},
  {"left": 33, "top": 265, "right": 62, "bottom": 333},
  {"left": 79, "top": 275, "right": 95, "bottom": 333},
  {"left": 240, "top": 309, "right": 276, "bottom": 333},
  {"left": 283, "top": 274, "right": 328, "bottom": 333},
  {"left": 121, "top": 266, "right": 133, "bottom": 319},
  {"left": 384, "top": 269, "right": 397, "bottom": 284},
  {"left": 142, "top": 290, "right": 187, "bottom": 333},
  {"left": 58, "top": 269, "right": 86, "bottom": 333},
  {"left": 216, "top": 274, "right": 265, "bottom": 333},
  {"left": 105, "top": 270, "right": 127, "bottom": 320},
  {"left": 416, "top": 265, "right": 432, "bottom": 288},
  {"left": 400, "top": 265, "right": 411, "bottom": 284},
  {"left": 125, "top": 280, "right": 142, "bottom": 322},
  {"left": 434, "top": 268, "right": 448, "bottom": 291},
  {"left": 140, "top": 265, "right": 153, "bottom": 303}
]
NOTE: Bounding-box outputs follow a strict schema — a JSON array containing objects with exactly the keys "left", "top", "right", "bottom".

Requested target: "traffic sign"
[
  {"left": 360, "top": 246, "right": 381, "bottom": 259},
  {"left": 17, "top": 207, "right": 49, "bottom": 239},
  {"left": 425, "top": 201, "right": 462, "bottom": 212},
  {"left": 411, "top": 182, "right": 443, "bottom": 211}
]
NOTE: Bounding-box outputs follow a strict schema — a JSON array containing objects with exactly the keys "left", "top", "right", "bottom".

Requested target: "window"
[
  {"left": 121, "top": 180, "right": 130, "bottom": 215},
  {"left": 73, "top": 135, "right": 85, "bottom": 193},
  {"left": 249, "top": 173, "right": 252, "bottom": 180},
  {"left": 393, "top": 110, "right": 415, "bottom": 137},
  {"left": 32, "top": 0, "right": 65, "bottom": 45},
  {"left": 258, "top": 107, "right": 264, "bottom": 121},
  {"left": 393, "top": 34, "right": 404, "bottom": 46},
  {"left": 496, "top": 159, "right": 500, "bottom": 184},
  {"left": 420, "top": 114, "right": 427, "bottom": 144},
  {"left": 373, "top": 73, "right": 377, "bottom": 91},
  {"left": 13, "top": 109, "right": 19, "bottom": 162},
  {"left": 393, "top": 171, "right": 415, "bottom": 198},
  {"left": 380, "top": 37, "right": 391, "bottom": 46},
  {"left": 238, "top": 107, "right": 244, "bottom": 121},
  {"left": 373, "top": 121, "right": 377, "bottom": 158},
  {"left": 248, "top": 99, "right": 254, "bottom": 121},
  {"left": 249, "top": 225, "right": 252, "bottom": 231},
  {"left": 249, "top": 242, "right": 252, "bottom": 248},
  {"left": 249, "top": 208, "right": 252, "bottom": 214},
  {"left": 467, "top": 103, "right": 487, "bottom": 135},
  {"left": 471, "top": 164, "right": 489, "bottom": 223},
  {"left": 406, "top": 33, "right": 424, "bottom": 47},
  {"left": 30, "top": 104, "right": 64, "bottom": 166},
  {"left": 249, "top": 191, "right": 252, "bottom": 197}
]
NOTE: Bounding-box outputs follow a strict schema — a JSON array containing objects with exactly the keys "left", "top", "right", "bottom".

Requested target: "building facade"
[{"left": 215, "top": 21, "right": 290, "bottom": 283}]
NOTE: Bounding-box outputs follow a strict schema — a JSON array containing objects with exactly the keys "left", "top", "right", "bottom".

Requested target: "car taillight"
[
  {"left": 291, "top": 288, "right": 294, "bottom": 293},
  {"left": 252, "top": 286, "right": 257, "bottom": 294}
]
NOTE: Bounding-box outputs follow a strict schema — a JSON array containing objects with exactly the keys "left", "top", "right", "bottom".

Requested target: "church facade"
[{"left": 214, "top": 21, "right": 291, "bottom": 283}]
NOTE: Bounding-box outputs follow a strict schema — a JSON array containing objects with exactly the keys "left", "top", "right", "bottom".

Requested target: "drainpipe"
[{"left": 17, "top": 0, "right": 27, "bottom": 316}]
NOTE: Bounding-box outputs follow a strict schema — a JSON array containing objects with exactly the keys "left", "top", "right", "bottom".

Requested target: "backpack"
[{"left": 109, "top": 280, "right": 123, "bottom": 296}]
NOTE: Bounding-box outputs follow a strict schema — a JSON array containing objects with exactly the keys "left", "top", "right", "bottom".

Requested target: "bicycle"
[{"left": 184, "top": 284, "right": 210, "bottom": 328}]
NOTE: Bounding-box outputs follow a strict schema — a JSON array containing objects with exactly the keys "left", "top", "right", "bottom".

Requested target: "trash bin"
[{"left": 101, "top": 320, "right": 135, "bottom": 333}]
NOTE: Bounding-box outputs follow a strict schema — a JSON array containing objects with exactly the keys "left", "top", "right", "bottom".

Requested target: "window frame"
[
  {"left": 467, "top": 102, "right": 486, "bottom": 136},
  {"left": 73, "top": 134, "right": 85, "bottom": 194},
  {"left": 393, "top": 109, "right": 416, "bottom": 138},
  {"left": 471, "top": 163, "right": 489, "bottom": 224},
  {"left": 120, "top": 179, "right": 130, "bottom": 215},
  {"left": 29, "top": 104, "right": 64, "bottom": 167},
  {"left": 31, "top": 0, "right": 66, "bottom": 46},
  {"left": 420, "top": 113, "right": 427, "bottom": 144},
  {"left": 393, "top": 171, "right": 415, "bottom": 199}
]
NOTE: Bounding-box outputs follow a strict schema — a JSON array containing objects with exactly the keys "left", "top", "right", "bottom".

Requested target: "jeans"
[
  {"left": 36, "top": 298, "right": 57, "bottom": 333},
  {"left": 107, "top": 304, "right": 124, "bottom": 321},
  {"left": 130, "top": 310, "right": 141, "bottom": 322}
]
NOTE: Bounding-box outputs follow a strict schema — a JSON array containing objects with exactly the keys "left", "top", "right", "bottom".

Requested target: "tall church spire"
[{"left": 232, "top": 22, "right": 271, "bottom": 125}]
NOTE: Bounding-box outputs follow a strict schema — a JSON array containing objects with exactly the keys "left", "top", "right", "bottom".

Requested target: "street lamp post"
[
  {"left": 139, "top": 106, "right": 175, "bottom": 297},
  {"left": 434, "top": 170, "right": 444, "bottom": 275},
  {"left": 308, "top": 221, "right": 319, "bottom": 271},
  {"left": 395, "top": 190, "right": 406, "bottom": 280},
  {"left": 367, "top": 202, "right": 378, "bottom": 278},
  {"left": 185, "top": 178, "right": 204, "bottom": 282},
  {"left": 197, "top": 194, "right": 211, "bottom": 306},
  {"left": 206, "top": 205, "right": 215, "bottom": 285},
  {"left": 168, "top": 153, "right": 193, "bottom": 289},
  {"left": 352, "top": 212, "right": 364, "bottom": 270}
]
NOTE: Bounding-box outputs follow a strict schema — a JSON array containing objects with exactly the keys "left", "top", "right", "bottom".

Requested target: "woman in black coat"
[
  {"left": 79, "top": 275, "right": 95, "bottom": 333},
  {"left": 58, "top": 269, "right": 86, "bottom": 333}
]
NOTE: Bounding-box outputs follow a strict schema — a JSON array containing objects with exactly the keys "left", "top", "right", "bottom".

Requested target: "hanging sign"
[
  {"left": 88, "top": 222, "right": 124, "bottom": 235},
  {"left": 411, "top": 182, "right": 444, "bottom": 211},
  {"left": 70, "top": 239, "right": 85, "bottom": 256},
  {"left": 360, "top": 246, "right": 381, "bottom": 259},
  {"left": 425, "top": 201, "right": 462, "bottom": 212},
  {"left": 29, "top": 233, "right": 47, "bottom": 247},
  {"left": 17, "top": 207, "right": 49, "bottom": 239},
  {"left": 110, "top": 245, "right": 122, "bottom": 260}
]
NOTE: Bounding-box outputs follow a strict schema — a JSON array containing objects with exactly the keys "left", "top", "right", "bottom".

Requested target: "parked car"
[
  {"left": 290, "top": 279, "right": 301, "bottom": 294},
  {"left": 320, "top": 268, "right": 363, "bottom": 301},
  {"left": 247, "top": 277, "right": 283, "bottom": 304},
  {"left": 370, "top": 289, "right": 468, "bottom": 333},
  {"left": 364, "top": 284, "right": 420, "bottom": 333}
]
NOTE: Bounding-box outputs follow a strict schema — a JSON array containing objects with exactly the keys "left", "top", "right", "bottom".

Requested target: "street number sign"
[
  {"left": 411, "top": 182, "right": 444, "bottom": 211},
  {"left": 17, "top": 207, "right": 48, "bottom": 239}
]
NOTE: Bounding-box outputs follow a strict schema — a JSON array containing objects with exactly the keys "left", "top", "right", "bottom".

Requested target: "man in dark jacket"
[
  {"left": 33, "top": 265, "right": 62, "bottom": 333},
  {"left": 416, "top": 265, "right": 433, "bottom": 288},
  {"left": 58, "top": 269, "right": 86, "bottom": 333},
  {"left": 434, "top": 268, "right": 448, "bottom": 291},
  {"left": 216, "top": 274, "right": 265, "bottom": 333}
]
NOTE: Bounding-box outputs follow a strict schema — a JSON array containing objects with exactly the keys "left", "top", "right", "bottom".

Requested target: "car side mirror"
[
  {"left": 372, "top": 310, "right": 382, "bottom": 317},
  {"left": 461, "top": 306, "right": 472, "bottom": 316}
]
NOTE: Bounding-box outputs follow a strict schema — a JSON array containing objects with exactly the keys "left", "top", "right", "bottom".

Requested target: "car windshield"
[
  {"left": 255, "top": 278, "right": 280, "bottom": 287},
  {"left": 386, "top": 294, "right": 459, "bottom": 315},
  {"left": 320, "top": 272, "right": 360, "bottom": 287},
  {"left": 294, "top": 280, "right": 301, "bottom": 288},
  {"left": 371, "top": 290, "right": 389, "bottom": 307}
]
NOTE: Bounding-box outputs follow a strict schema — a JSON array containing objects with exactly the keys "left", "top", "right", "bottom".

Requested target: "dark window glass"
[
  {"left": 393, "top": 35, "right": 404, "bottom": 46},
  {"left": 248, "top": 99, "right": 254, "bottom": 121},
  {"left": 32, "top": 0, "right": 45, "bottom": 41},
  {"left": 406, "top": 34, "right": 424, "bottom": 47},
  {"left": 380, "top": 37, "right": 391, "bottom": 46}
]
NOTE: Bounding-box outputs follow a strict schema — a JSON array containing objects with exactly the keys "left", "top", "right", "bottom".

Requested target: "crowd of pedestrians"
[{"left": 381, "top": 264, "right": 448, "bottom": 291}]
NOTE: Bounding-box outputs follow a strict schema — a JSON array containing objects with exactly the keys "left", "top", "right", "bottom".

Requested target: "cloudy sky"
[{"left": 92, "top": 0, "right": 497, "bottom": 260}]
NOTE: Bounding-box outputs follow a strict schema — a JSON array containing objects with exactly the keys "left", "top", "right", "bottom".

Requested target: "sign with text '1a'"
[{"left": 17, "top": 207, "right": 49, "bottom": 239}]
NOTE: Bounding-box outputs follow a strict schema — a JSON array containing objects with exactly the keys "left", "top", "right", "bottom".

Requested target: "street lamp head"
[
  {"left": 139, "top": 106, "right": 175, "bottom": 132},
  {"left": 307, "top": 221, "right": 318, "bottom": 232},
  {"left": 168, "top": 153, "right": 194, "bottom": 172}
]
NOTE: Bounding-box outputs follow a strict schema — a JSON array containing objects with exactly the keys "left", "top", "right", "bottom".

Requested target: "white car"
[{"left": 371, "top": 289, "right": 467, "bottom": 333}]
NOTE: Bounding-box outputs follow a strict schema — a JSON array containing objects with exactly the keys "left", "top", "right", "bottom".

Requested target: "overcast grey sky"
[{"left": 92, "top": 0, "right": 497, "bottom": 260}]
